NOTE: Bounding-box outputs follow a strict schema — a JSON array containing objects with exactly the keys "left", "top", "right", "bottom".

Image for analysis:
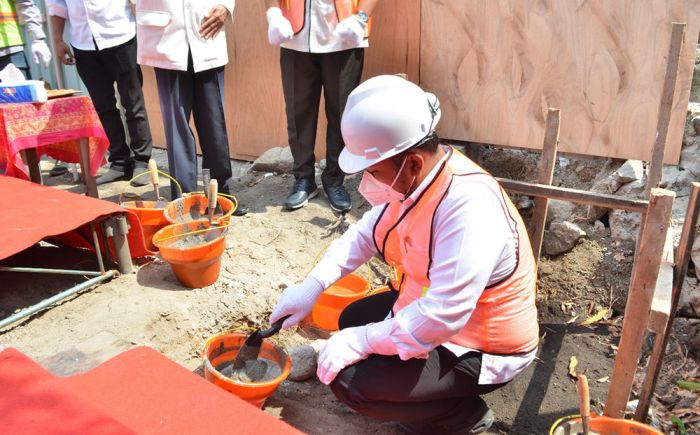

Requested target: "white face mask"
[{"left": 359, "top": 156, "right": 415, "bottom": 206}]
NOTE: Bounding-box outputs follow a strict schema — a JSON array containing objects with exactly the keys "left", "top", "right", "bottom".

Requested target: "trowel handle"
[
  {"left": 259, "top": 315, "right": 290, "bottom": 339},
  {"left": 148, "top": 159, "right": 159, "bottom": 186},
  {"left": 207, "top": 179, "right": 218, "bottom": 211},
  {"left": 577, "top": 374, "right": 590, "bottom": 435}
]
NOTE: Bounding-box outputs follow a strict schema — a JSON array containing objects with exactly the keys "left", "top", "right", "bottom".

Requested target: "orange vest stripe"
[
  {"left": 282, "top": 0, "right": 372, "bottom": 37},
  {"left": 373, "top": 148, "right": 539, "bottom": 355}
]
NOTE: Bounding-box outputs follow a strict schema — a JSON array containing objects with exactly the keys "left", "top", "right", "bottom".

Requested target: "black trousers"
[
  {"left": 280, "top": 47, "right": 364, "bottom": 188},
  {"left": 154, "top": 55, "right": 232, "bottom": 198},
  {"left": 330, "top": 291, "right": 507, "bottom": 426},
  {"left": 73, "top": 37, "right": 152, "bottom": 170}
]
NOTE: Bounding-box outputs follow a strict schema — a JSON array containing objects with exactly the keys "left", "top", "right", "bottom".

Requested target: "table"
[{"left": 0, "top": 95, "right": 109, "bottom": 198}]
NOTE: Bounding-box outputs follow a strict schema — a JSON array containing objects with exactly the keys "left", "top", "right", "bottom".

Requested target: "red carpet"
[
  {"left": 0, "top": 176, "right": 152, "bottom": 261},
  {"left": 0, "top": 347, "right": 302, "bottom": 434}
]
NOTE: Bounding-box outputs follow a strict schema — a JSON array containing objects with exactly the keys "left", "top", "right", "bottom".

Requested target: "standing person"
[
  {"left": 269, "top": 76, "right": 540, "bottom": 433},
  {"left": 48, "top": 0, "right": 154, "bottom": 186},
  {"left": 0, "top": 0, "right": 51, "bottom": 77},
  {"left": 135, "top": 0, "right": 247, "bottom": 215},
  {"left": 265, "top": 0, "right": 380, "bottom": 212}
]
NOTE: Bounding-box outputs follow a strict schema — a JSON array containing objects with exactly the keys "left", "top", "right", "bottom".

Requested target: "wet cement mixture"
[
  {"left": 1, "top": 148, "right": 698, "bottom": 434},
  {"left": 169, "top": 233, "right": 216, "bottom": 249},
  {"left": 219, "top": 358, "right": 282, "bottom": 383}
]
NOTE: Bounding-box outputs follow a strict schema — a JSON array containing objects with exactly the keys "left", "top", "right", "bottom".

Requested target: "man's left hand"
[
  {"left": 317, "top": 325, "right": 372, "bottom": 385},
  {"left": 333, "top": 15, "right": 366, "bottom": 46},
  {"left": 200, "top": 5, "right": 229, "bottom": 40}
]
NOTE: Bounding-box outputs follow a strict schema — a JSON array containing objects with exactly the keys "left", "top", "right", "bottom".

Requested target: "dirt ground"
[{"left": 1, "top": 148, "right": 697, "bottom": 434}]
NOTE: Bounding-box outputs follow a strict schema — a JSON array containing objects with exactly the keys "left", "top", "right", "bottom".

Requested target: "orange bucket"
[
  {"left": 121, "top": 200, "right": 169, "bottom": 251},
  {"left": 203, "top": 332, "right": 291, "bottom": 408},
  {"left": 152, "top": 221, "right": 226, "bottom": 288},
  {"left": 308, "top": 274, "right": 390, "bottom": 331},
  {"left": 550, "top": 414, "right": 663, "bottom": 435},
  {"left": 163, "top": 193, "right": 236, "bottom": 225}
]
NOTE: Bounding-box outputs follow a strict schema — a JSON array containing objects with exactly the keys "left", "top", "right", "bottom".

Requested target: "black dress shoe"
[
  {"left": 233, "top": 203, "right": 249, "bottom": 216},
  {"left": 324, "top": 185, "right": 352, "bottom": 213},
  {"left": 285, "top": 178, "right": 318, "bottom": 210}
]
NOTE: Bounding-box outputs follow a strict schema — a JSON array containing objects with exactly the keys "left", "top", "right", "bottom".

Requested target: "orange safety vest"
[
  {"left": 373, "top": 148, "right": 540, "bottom": 355},
  {"left": 281, "top": 0, "right": 372, "bottom": 37}
]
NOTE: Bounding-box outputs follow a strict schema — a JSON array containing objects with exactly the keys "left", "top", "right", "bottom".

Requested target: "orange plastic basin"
[
  {"left": 163, "top": 193, "right": 235, "bottom": 225},
  {"left": 308, "top": 274, "right": 390, "bottom": 331},
  {"left": 203, "top": 333, "right": 291, "bottom": 408},
  {"left": 121, "top": 200, "right": 169, "bottom": 251},
  {"left": 152, "top": 221, "right": 226, "bottom": 288},
  {"left": 550, "top": 414, "right": 664, "bottom": 435}
]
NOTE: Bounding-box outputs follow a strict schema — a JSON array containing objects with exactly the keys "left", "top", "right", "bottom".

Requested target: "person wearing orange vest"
[
  {"left": 0, "top": 0, "right": 52, "bottom": 78},
  {"left": 270, "top": 75, "right": 539, "bottom": 434},
  {"left": 264, "top": 0, "right": 380, "bottom": 213}
]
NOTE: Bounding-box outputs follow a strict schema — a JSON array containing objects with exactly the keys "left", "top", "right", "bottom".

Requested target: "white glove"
[
  {"left": 270, "top": 277, "right": 324, "bottom": 329},
  {"left": 317, "top": 325, "right": 372, "bottom": 385},
  {"left": 333, "top": 15, "right": 366, "bottom": 46},
  {"left": 31, "top": 39, "right": 52, "bottom": 68},
  {"left": 266, "top": 7, "right": 294, "bottom": 46}
]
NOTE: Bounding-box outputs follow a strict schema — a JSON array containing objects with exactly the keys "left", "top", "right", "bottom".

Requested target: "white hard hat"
[{"left": 339, "top": 75, "right": 441, "bottom": 174}]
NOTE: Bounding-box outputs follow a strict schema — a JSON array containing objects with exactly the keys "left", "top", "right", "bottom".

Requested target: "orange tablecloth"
[{"left": 0, "top": 96, "right": 109, "bottom": 179}]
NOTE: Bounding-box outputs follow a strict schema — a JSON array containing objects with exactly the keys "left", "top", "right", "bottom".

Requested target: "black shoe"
[
  {"left": 285, "top": 179, "right": 318, "bottom": 210},
  {"left": 398, "top": 399, "right": 494, "bottom": 435},
  {"left": 49, "top": 161, "right": 68, "bottom": 177},
  {"left": 130, "top": 162, "right": 149, "bottom": 187},
  {"left": 95, "top": 165, "right": 127, "bottom": 185},
  {"left": 324, "top": 185, "right": 352, "bottom": 213},
  {"left": 233, "top": 203, "right": 249, "bottom": 216}
]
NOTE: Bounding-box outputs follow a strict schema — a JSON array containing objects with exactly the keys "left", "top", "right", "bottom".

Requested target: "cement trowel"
[
  {"left": 232, "top": 315, "right": 290, "bottom": 370},
  {"left": 205, "top": 179, "right": 220, "bottom": 242},
  {"left": 148, "top": 159, "right": 168, "bottom": 208}
]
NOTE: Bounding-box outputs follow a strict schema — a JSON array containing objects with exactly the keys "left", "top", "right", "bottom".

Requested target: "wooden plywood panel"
[
  {"left": 145, "top": 0, "right": 421, "bottom": 161},
  {"left": 420, "top": 0, "right": 700, "bottom": 164}
]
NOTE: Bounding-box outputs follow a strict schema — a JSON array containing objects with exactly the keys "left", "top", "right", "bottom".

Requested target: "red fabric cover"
[
  {"left": 0, "top": 348, "right": 135, "bottom": 434},
  {"left": 63, "top": 347, "right": 302, "bottom": 435},
  {"left": 0, "top": 176, "right": 152, "bottom": 260},
  {"left": 0, "top": 96, "right": 109, "bottom": 179},
  {"left": 0, "top": 347, "right": 303, "bottom": 435}
]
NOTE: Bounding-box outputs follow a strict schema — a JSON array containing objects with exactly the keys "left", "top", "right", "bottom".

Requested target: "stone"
[
  {"left": 678, "top": 277, "right": 700, "bottom": 318},
  {"left": 617, "top": 177, "right": 646, "bottom": 197},
  {"left": 613, "top": 160, "right": 644, "bottom": 184},
  {"left": 544, "top": 221, "right": 587, "bottom": 256},
  {"left": 693, "top": 116, "right": 700, "bottom": 136},
  {"left": 680, "top": 141, "right": 700, "bottom": 177},
  {"left": 251, "top": 147, "right": 294, "bottom": 174},
  {"left": 609, "top": 209, "right": 641, "bottom": 243},
  {"left": 546, "top": 200, "right": 576, "bottom": 224},
  {"left": 586, "top": 176, "right": 623, "bottom": 221},
  {"left": 288, "top": 345, "right": 318, "bottom": 382},
  {"left": 593, "top": 220, "right": 605, "bottom": 232},
  {"left": 692, "top": 235, "right": 700, "bottom": 273}
]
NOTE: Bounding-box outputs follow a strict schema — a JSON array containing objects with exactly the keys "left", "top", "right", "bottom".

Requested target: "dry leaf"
[
  {"left": 566, "top": 315, "right": 580, "bottom": 324},
  {"left": 581, "top": 308, "right": 611, "bottom": 326},
  {"left": 614, "top": 252, "right": 625, "bottom": 262},
  {"left": 568, "top": 356, "right": 579, "bottom": 379},
  {"left": 597, "top": 376, "right": 610, "bottom": 383}
]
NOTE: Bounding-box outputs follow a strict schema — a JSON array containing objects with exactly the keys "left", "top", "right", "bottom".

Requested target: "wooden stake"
[
  {"left": 646, "top": 23, "right": 686, "bottom": 197},
  {"left": 635, "top": 182, "right": 700, "bottom": 420},
  {"left": 497, "top": 178, "right": 648, "bottom": 213},
  {"left": 604, "top": 188, "right": 675, "bottom": 417},
  {"left": 528, "top": 108, "right": 560, "bottom": 261}
]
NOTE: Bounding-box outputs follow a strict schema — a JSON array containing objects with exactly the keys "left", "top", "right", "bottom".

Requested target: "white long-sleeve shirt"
[
  {"left": 309, "top": 150, "right": 537, "bottom": 384},
  {"left": 47, "top": 0, "right": 135, "bottom": 51},
  {"left": 281, "top": 0, "right": 369, "bottom": 53},
  {"left": 0, "top": 0, "right": 47, "bottom": 56}
]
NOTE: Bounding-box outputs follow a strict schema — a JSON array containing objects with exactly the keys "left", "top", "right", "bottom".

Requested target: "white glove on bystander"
[
  {"left": 31, "top": 40, "right": 52, "bottom": 68},
  {"left": 333, "top": 15, "right": 366, "bottom": 46},
  {"left": 270, "top": 277, "right": 324, "bottom": 329},
  {"left": 317, "top": 325, "right": 372, "bottom": 385},
  {"left": 266, "top": 7, "right": 294, "bottom": 46}
]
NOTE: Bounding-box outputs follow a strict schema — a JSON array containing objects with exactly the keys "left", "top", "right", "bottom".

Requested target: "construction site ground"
[{"left": 1, "top": 148, "right": 698, "bottom": 434}]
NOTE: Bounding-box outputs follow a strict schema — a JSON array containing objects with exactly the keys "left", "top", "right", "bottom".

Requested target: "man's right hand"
[
  {"left": 55, "top": 40, "right": 75, "bottom": 65},
  {"left": 266, "top": 7, "right": 294, "bottom": 46},
  {"left": 269, "top": 277, "right": 325, "bottom": 329}
]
